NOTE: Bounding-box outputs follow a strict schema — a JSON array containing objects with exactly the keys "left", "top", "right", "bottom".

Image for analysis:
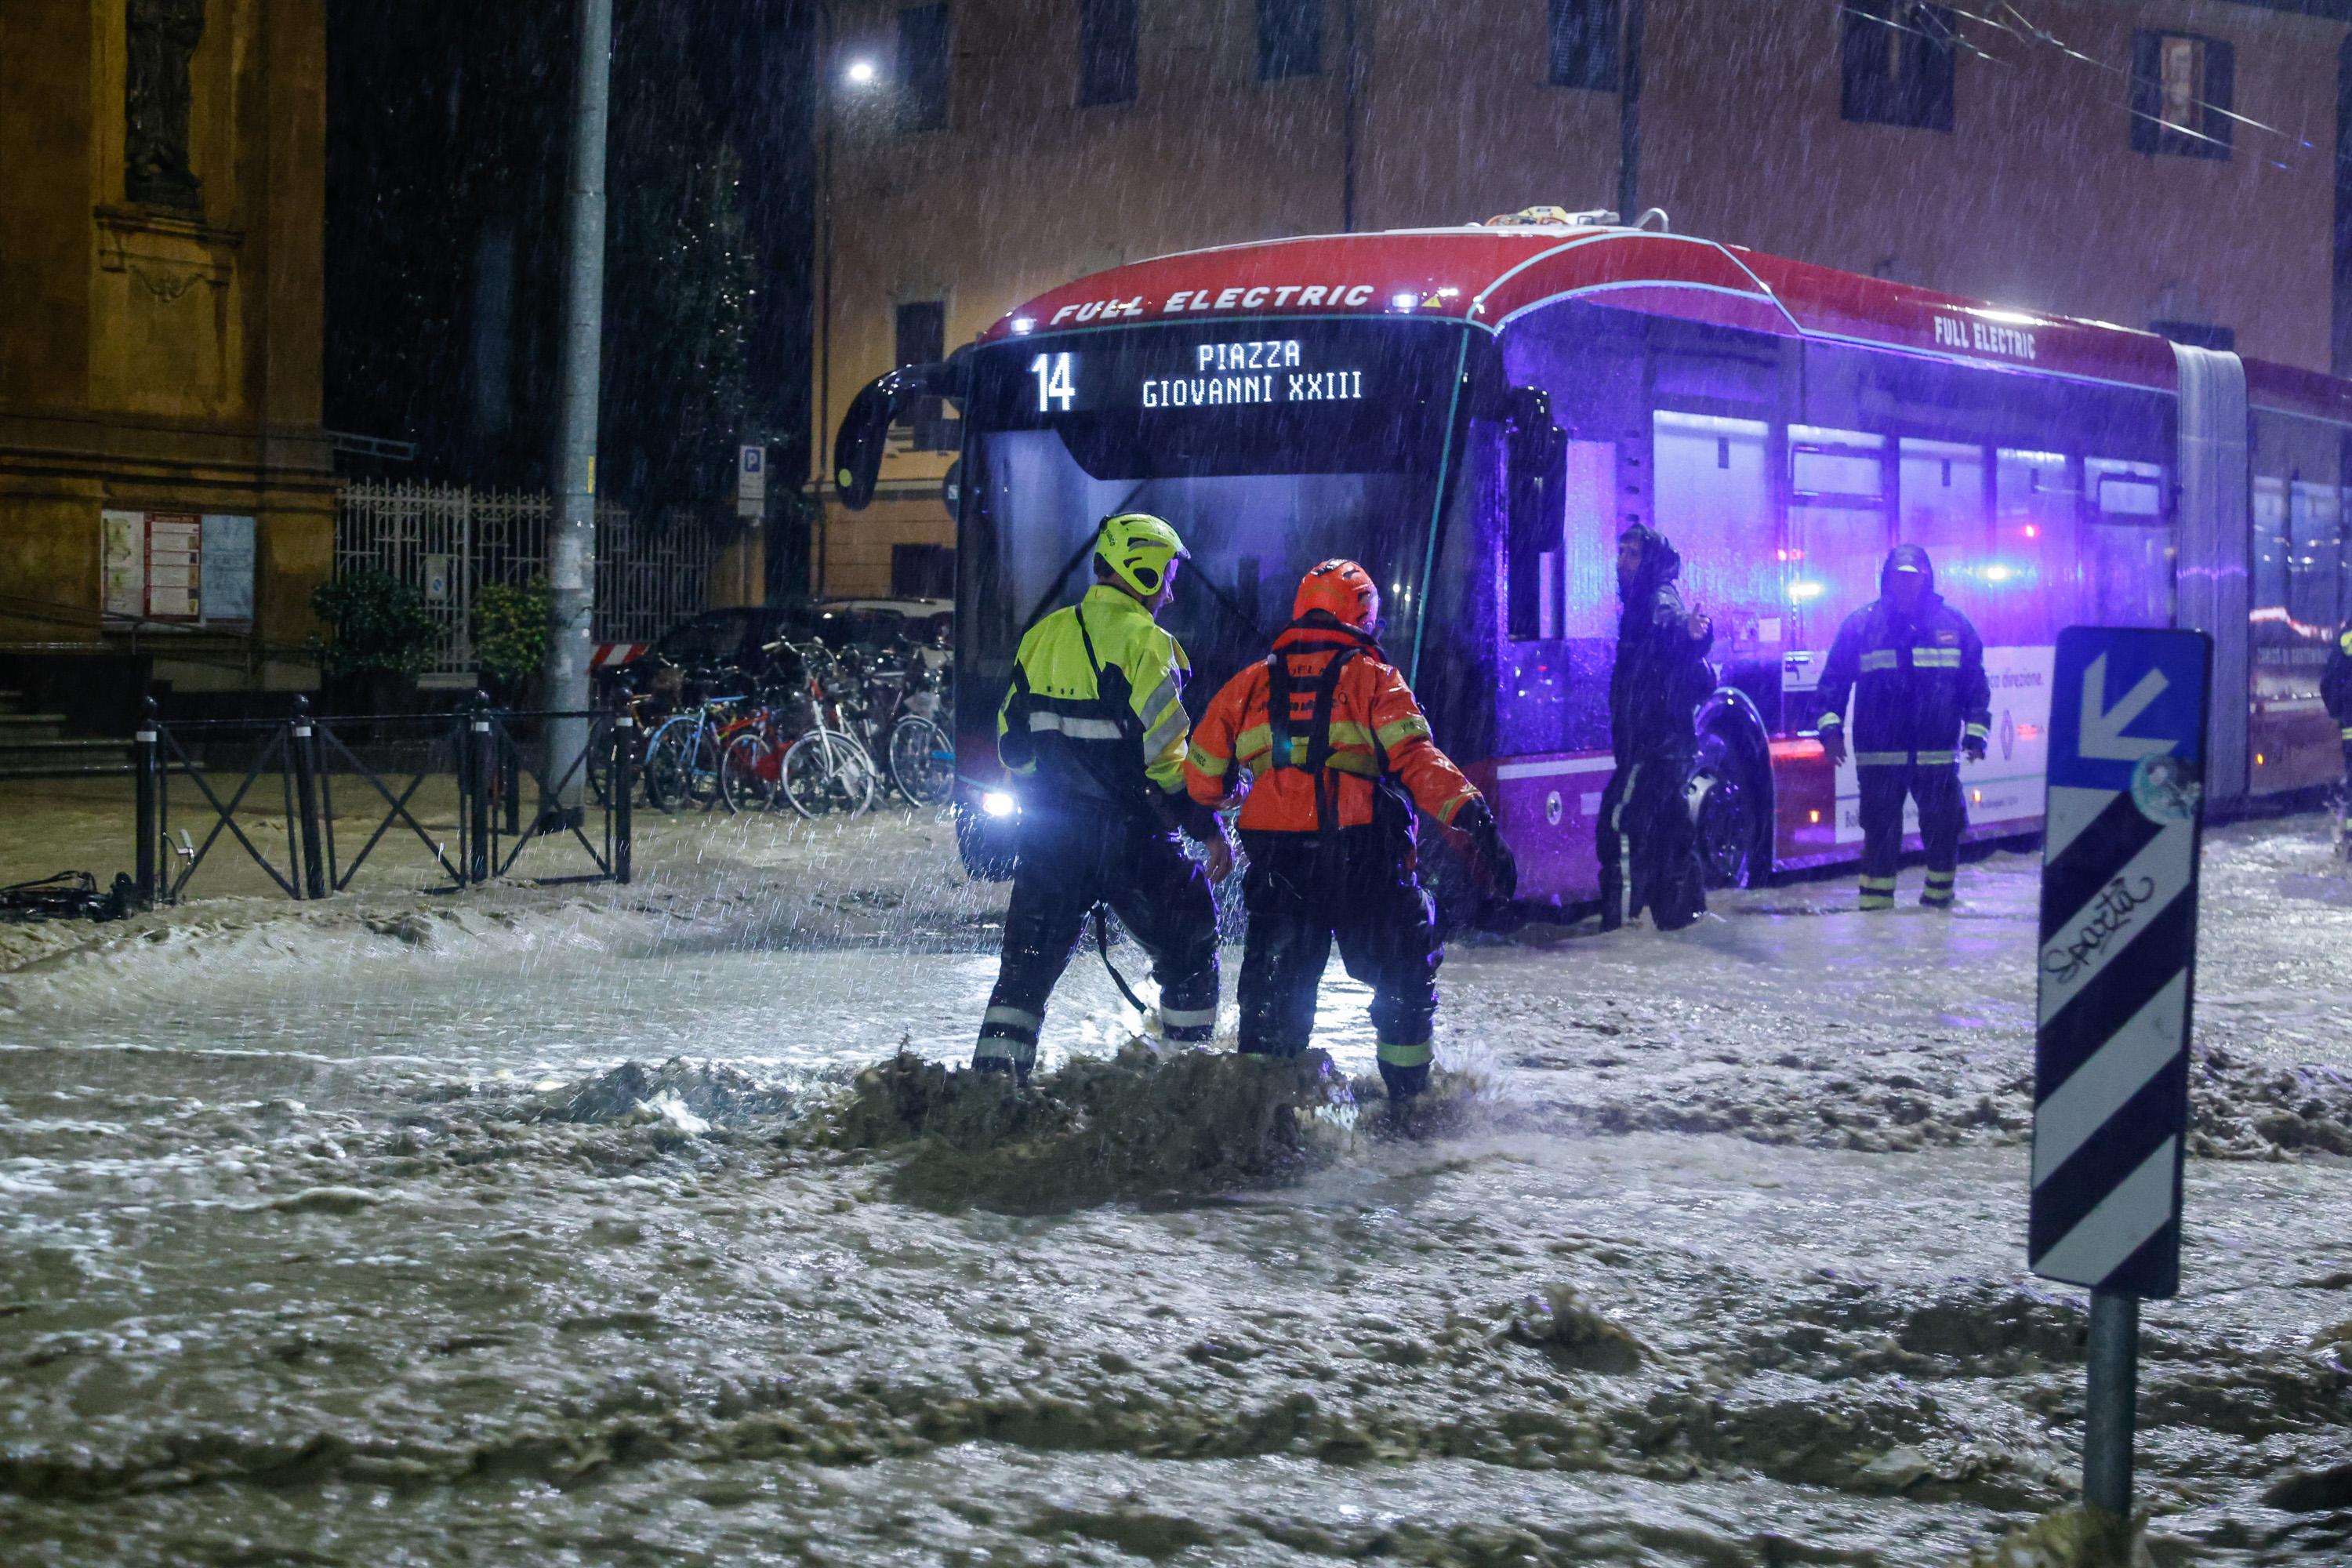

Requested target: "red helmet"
[{"left": 1293, "top": 559, "right": 1381, "bottom": 633}]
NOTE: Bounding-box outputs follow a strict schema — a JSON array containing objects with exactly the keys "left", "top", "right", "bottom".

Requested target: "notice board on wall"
[{"left": 98, "top": 510, "right": 255, "bottom": 626}]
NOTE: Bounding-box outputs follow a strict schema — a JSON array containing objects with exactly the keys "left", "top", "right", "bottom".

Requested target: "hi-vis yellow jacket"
[{"left": 996, "top": 585, "right": 1192, "bottom": 808}]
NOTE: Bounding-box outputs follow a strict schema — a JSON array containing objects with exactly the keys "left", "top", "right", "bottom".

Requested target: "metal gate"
[{"left": 335, "top": 481, "right": 724, "bottom": 682}]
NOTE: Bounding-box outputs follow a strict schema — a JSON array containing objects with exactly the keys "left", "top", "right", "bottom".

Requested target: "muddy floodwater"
[{"left": 2, "top": 815, "right": 2349, "bottom": 1565}]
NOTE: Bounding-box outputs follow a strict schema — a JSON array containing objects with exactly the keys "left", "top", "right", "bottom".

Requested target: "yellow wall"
[
  {"left": 813, "top": 0, "right": 2345, "bottom": 596},
  {"left": 0, "top": 0, "right": 332, "bottom": 688}
]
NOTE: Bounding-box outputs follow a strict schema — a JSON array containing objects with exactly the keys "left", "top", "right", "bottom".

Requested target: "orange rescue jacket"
[{"left": 1184, "top": 622, "right": 1481, "bottom": 833}]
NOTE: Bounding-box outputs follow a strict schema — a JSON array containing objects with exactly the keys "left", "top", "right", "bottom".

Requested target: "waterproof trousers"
[
  {"left": 1857, "top": 761, "right": 1965, "bottom": 909},
  {"left": 1596, "top": 751, "right": 1705, "bottom": 933},
  {"left": 975, "top": 800, "right": 1219, "bottom": 1076},
  {"left": 1236, "top": 829, "right": 1441, "bottom": 1101}
]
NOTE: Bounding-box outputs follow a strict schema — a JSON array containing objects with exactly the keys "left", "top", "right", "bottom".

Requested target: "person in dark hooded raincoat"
[
  {"left": 1599, "top": 524, "right": 1715, "bottom": 931},
  {"left": 1813, "top": 543, "right": 1991, "bottom": 909}
]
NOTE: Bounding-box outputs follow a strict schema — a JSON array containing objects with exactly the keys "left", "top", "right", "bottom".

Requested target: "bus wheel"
[{"left": 1689, "top": 725, "right": 1769, "bottom": 890}]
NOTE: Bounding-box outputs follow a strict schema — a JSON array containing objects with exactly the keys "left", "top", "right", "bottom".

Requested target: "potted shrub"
[
  {"left": 470, "top": 579, "right": 554, "bottom": 708},
  {"left": 310, "top": 568, "right": 440, "bottom": 713}
]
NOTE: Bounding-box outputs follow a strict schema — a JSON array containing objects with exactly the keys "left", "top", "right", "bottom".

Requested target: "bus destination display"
[{"left": 1030, "top": 339, "right": 1366, "bottom": 413}]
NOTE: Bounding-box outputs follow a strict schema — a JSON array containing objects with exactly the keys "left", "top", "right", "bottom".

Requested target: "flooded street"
[{"left": 3, "top": 814, "right": 2350, "bottom": 1565}]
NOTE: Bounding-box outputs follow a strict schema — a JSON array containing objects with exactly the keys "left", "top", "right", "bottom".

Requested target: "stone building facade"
[{"left": 1, "top": 0, "right": 331, "bottom": 706}]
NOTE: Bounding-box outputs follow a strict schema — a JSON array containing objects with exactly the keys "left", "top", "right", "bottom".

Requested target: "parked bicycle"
[
  {"left": 642, "top": 667, "right": 751, "bottom": 811},
  {"left": 717, "top": 641, "right": 877, "bottom": 818},
  {"left": 835, "top": 638, "right": 955, "bottom": 808}
]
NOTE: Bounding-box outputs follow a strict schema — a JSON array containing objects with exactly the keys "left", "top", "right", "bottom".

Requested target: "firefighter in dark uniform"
[
  {"left": 1599, "top": 525, "right": 1715, "bottom": 932},
  {"left": 1182, "top": 560, "right": 1516, "bottom": 1108},
  {"left": 1814, "top": 543, "right": 1991, "bottom": 910},
  {"left": 2325, "top": 623, "right": 2352, "bottom": 844},
  {"left": 973, "top": 514, "right": 1229, "bottom": 1080}
]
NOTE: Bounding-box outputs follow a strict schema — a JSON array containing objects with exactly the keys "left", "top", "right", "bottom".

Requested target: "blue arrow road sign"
[
  {"left": 2031, "top": 626, "right": 2211, "bottom": 1299},
  {"left": 2045, "top": 629, "right": 2209, "bottom": 795}
]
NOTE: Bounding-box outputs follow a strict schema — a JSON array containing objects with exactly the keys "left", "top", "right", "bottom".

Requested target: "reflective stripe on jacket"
[
  {"left": 997, "top": 585, "right": 1192, "bottom": 806},
  {"left": 1182, "top": 623, "right": 1480, "bottom": 830},
  {"left": 1814, "top": 594, "right": 1991, "bottom": 767}
]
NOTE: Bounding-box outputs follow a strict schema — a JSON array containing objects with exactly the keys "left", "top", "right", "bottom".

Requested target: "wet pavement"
[{"left": 2, "top": 811, "right": 2349, "bottom": 1565}]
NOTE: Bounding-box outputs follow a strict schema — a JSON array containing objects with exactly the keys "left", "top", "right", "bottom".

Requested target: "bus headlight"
[{"left": 981, "top": 790, "right": 1018, "bottom": 818}]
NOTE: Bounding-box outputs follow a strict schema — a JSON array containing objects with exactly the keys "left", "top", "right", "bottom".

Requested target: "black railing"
[{"left": 130, "top": 695, "right": 633, "bottom": 907}]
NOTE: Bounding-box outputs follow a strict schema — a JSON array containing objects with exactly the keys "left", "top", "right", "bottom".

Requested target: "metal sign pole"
[
  {"left": 2030, "top": 624, "right": 2212, "bottom": 1544},
  {"left": 2083, "top": 1289, "right": 2139, "bottom": 1519}
]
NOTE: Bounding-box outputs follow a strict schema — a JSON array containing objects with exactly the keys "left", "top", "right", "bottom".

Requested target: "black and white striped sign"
[{"left": 2030, "top": 628, "right": 2211, "bottom": 1300}]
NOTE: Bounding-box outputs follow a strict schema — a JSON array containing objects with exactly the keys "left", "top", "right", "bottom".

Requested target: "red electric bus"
[{"left": 836, "top": 214, "right": 2352, "bottom": 906}]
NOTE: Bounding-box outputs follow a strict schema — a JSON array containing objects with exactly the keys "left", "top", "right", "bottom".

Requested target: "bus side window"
[
  {"left": 2292, "top": 479, "right": 2345, "bottom": 636},
  {"left": 1787, "top": 427, "right": 1889, "bottom": 651},
  {"left": 1898, "top": 437, "right": 1988, "bottom": 593},
  {"left": 1653, "top": 411, "right": 1777, "bottom": 710},
  {"left": 2253, "top": 475, "right": 2289, "bottom": 625},
  {"left": 1987, "top": 448, "right": 2076, "bottom": 646},
  {"left": 2084, "top": 458, "right": 2172, "bottom": 627},
  {"left": 1504, "top": 390, "right": 1567, "bottom": 641}
]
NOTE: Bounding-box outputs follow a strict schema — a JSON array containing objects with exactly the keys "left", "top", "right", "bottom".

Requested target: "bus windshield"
[{"left": 960, "top": 318, "right": 1479, "bottom": 716}]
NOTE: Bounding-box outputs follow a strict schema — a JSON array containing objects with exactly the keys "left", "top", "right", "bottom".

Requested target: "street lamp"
[{"left": 811, "top": 0, "right": 884, "bottom": 595}]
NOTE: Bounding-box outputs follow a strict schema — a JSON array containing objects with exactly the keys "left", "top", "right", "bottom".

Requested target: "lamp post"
[
  {"left": 808, "top": 4, "right": 881, "bottom": 599},
  {"left": 810, "top": 0, "right": 837, "bottom": 596},
  {"left": 543, "top": 0, "right": 612, "bottom": 821}
]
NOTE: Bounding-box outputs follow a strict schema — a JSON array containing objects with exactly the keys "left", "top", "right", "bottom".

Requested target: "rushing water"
[{"left": 2, "top": 814, "right": 2348, "bottom": 1565}]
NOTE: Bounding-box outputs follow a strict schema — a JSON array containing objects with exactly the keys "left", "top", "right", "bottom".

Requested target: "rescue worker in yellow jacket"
[
  {"left": 974, "top": 514, "right": 1229, "bottom": 1080},
  {"left": 1183, "top": 560, "right": 1515, "bottom": 1107}
]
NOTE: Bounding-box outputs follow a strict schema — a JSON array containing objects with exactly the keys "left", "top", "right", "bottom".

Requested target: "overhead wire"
[
  {"left": 1839, "top": 3, "right": 2009, "bottom": 68},
  {"left": 1844, "top": 0, "right": 2310, "bottom": 172},
  {"left": 1989, "top": 0, "right": 2309, "bottom": 170}
]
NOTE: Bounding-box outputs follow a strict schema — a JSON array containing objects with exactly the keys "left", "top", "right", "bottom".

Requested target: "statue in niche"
[{"left": 125, "top": 0, "right": 205, "bottom": 210}]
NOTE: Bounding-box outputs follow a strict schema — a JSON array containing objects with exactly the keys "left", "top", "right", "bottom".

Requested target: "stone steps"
[{"left": 0, "top": 736, "right": 138, "bottom": 779}]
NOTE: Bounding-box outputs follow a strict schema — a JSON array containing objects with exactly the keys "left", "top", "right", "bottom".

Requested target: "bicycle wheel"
[
  {"left": 642, "top": 719, "right": 694, "bottom": 811},
  {"left": 678, "top": 727, "right": 725, "bottom": 811},
  {"left": 887, "top": 715, "right": 955, "bottom": 807},
  {"left": 719, "top": 730, "right": 783, "bottom": 815},
  {"left": 782, "top": 728, "right": 877, "bottom": 818}
]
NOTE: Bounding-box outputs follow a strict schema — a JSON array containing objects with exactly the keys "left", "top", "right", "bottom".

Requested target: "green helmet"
[{"left": 1095, "top": 512, "right": 1189, "bottom": 598}]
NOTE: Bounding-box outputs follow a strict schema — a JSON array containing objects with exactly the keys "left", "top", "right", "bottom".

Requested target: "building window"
[
  {"left": 894, "top": 300, "right": 956, "bottom": 450},
  {"left": 1840, "top": 2, "right": 1956, "bottom": 132},
  {"left": 892, "top": 543, "right": 956, "bottom": 600},
  {"left": 2149, "top": 318, "right": 2235, "bottom": 352},
  {"left": 897, "top": 5, "right": 950, "bottom": 132},
  {"left": 1258, "top": 0, "right": 1321, "bottom": 80},
  {"left": 2132, "top": 31, "right": 2233, "bottom": 159},
  {"left": 1547, "top": 0, "right": 1617, "bottom": 91},
  {"left": 1079, "top": 0, "right": 1138, "bottom": 107}
]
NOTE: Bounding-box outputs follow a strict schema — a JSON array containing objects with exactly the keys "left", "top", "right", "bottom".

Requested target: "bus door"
[
  {"left": 1491, "top": 408, "right": 1618, "bottom": 905},
  {"left": 1785, "top": 427, "right": 1891, "bottom": 850}
]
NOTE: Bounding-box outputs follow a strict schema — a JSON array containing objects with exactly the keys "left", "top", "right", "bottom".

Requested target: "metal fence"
[
  {"left": 130, "top": 695, "right": 633, "bottom": 905},
  {"left": 335, "top": 481, "right": 724, "bottom": 681}
]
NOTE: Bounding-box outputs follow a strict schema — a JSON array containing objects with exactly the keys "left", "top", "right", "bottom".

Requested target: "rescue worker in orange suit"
[
  {"left": 975, "top": 514, "right": 1230, "bottom": 1080},
  {"left": 2325, "top": 622, "right": 2352, "bottom": 845},
  {"left": 1182, "top": 561, "right": 1516, "bottom": 1107},
  {"left": 1814, "top": 543, "right": 1991, "bottom": 910},
  {"left": 1599, "top": 525, "right": 1715, "bottom": 932}
]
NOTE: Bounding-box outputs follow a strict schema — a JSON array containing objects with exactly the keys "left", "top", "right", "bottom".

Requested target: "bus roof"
[{"left": 981, "top": 225, "right": 2352, "bottom": 426}]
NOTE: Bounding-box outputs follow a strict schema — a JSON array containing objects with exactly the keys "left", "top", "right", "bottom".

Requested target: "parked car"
[
  {"left": 786, "top": 597, "right": 953, "bottom": 670},
  {"left": 597, "top": 606, "right": 792, "bottom": 695}
]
